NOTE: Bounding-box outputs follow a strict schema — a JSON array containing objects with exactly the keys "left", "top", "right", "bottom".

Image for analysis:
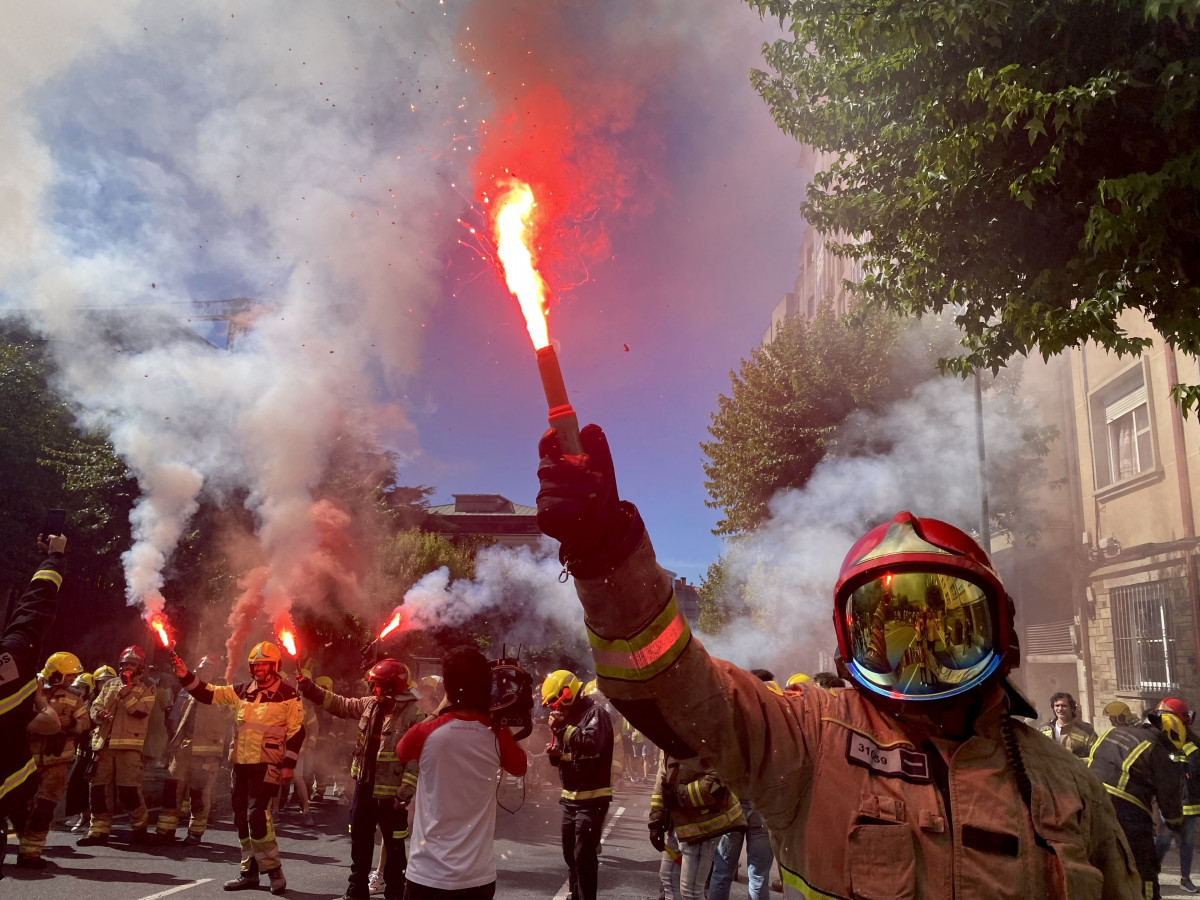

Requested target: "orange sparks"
[
  {"left": 150, "top": 614, "right": 171, "bottom": 648},
  {"left": 494, "top": 178, "right": 550, "bottom": 350},
  {"left": 379, "top": 610, "right": 403, "bottom": 641}
]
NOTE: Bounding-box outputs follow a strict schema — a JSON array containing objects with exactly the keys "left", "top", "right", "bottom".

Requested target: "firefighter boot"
[
  {"left": 224, "top": 872, "right": 260, "bottom": 891},
  {"left": 268, "top": 867, "right": 288, "bottom": 895}
]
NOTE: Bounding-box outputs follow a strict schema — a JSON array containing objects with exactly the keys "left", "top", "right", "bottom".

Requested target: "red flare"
[
  {"left": 149, "top": 614, "right": 171, "bottom": 648},
  {"left": 278, "top": 629, "right": 298, "bottom": 658},
  {"left": 379, "top": 610, "right": 404, "bottom": 641}
]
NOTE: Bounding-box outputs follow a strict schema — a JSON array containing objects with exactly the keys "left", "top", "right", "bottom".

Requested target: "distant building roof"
[{"left": 425, "top": 494, "right": 540, "bottom": 548}]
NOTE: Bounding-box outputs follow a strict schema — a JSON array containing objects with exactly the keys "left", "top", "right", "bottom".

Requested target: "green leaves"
[{"left": 744, "top": 0, "right": 1200, "bottom": 412}]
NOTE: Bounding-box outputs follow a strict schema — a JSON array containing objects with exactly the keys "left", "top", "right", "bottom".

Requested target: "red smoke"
[{"left": 462, "top": 2, "right": 671, "bottom": 293}]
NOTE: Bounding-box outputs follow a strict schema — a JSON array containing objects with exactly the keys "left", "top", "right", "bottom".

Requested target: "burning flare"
[
  {"left": 379, "top": 609, "right": 404, "bottom": 641},
  {"left": 278, "top": 629, "right": 298, "bottom": 657},
  {"left": 149, "top": 614, "right": 171, "bottom": 648},
  {"left": 494, "top": 179, "right": 550, "bottom": 350}
]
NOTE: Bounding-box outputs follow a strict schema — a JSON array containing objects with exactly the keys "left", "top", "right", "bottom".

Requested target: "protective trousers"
[
  {"left": 560, "top": 802, "right": 608, "bottom": 900},
  {"left": 19, "top": 764, "right": 70, "bottom": 858},
  {"left": 232, "top": 763, "right": 283, "bottom": 875},
  {"left": 0, "top": 776, "right": 37, "bottom": 878},
  {"left": 65, "top": 750, "right": 92, "bottom": 818},
  {"left": 1114, "top": 797, "right": 1161, "bottom": 900},
  {"left": 156, "top": 749, "right": 220, "bottom": 839},
  {"left": 88, "top": 748, "right": 148, "bottom": 836},
  {"left": 349, "top": 782, "right": 409, "bottom": 900}
]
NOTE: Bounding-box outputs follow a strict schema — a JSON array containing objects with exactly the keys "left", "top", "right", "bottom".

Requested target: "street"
[{"left": 3, "top": 778, "right": 662, "bottom": 900}]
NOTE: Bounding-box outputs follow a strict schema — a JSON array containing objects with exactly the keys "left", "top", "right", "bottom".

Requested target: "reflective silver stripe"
[
  {"left": 0, "top": 757, "right": 37, "bottom": 800},
  {"left": 0, "top": 679, "right": 37, "bottom": 716}
]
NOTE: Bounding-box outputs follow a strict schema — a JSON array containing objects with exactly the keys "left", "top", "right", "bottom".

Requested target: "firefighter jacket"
[
  {"left": 0, "top": 554, "right": 64, "bottom": 801},
  {"left": 1040, "top": 720, "right": 1097, "bottom": 759},
  {"left": 301, "top": 683, "right": 423, "bottom": 801},
  {"left": 90, "top": 675, "right": 155, "bottom": 752},
  {"left": 650, "top": 749, "right": 746, "bottom": 844},
  {"left": 1180, "top": 739, "right": 1200, "bottom": 817},
  {"left": 577, "top": 532, "right": 1141, "bottom": 900},
  {"left": 29, "top": 683, "right": 90, "bottom": 766},
  {"left": 549, "top": 694, "right": 614, "bottom": 807},
  {"left": 182, "top": 673, "right": 305, "bottom": 767},
  {"left": 1087, "top": 723, "right": 1183, "bottom": 825},
  {"left": 170, "top": 694, "right": 233, "bottom": 758}
]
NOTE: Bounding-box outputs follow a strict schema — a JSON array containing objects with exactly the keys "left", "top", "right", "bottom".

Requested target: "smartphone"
[{"left": 42, "top": 509, "right": 66, "bottom": 539}]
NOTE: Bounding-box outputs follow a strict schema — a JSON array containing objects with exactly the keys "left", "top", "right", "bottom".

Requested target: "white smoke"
[{"left": 698, "top": 370, "right": 1043, "bottom": 677}]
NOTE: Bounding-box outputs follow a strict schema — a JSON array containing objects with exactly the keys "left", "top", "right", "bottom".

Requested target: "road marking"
[
  {"left": 552, "top": 806, "right": 626, "bottom": 899},
  {"left": 135, "top": 878, "right": 213, "bottom": 900}
]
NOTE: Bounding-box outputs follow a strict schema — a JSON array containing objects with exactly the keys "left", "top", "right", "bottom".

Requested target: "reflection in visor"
[{"left": 845, "top": 571, "right": 1001, "bottom": 700}]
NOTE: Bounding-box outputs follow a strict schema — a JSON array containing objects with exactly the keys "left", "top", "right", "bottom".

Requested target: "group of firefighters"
[{"left": 6, "top": 420, "right": 1200, "bottom": 900}]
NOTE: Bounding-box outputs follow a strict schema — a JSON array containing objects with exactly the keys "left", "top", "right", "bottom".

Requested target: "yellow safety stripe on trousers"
[
  {"left": 674, "top": 803, "right": 744, "bottom": 842},
  {"left": 31, "top": 568, "right": 63, "bottom": 589},
  {"left": 588, "top": 595, "right": 690, "bottom": 682},
  {"left": 1104, "top": 784, "right": 1150, "bottom": 815},
  {"left": 561, "top": 787, "right": 613, "bottom": 802},
  {"left": 0, "top": 678, "right": 37, "bottom": 716},
  {"left": 0, "top": 757, "right": 38, "bottom": 801},
  {"left": 780, "top": 864, "right": 849, "bottom": 900}
]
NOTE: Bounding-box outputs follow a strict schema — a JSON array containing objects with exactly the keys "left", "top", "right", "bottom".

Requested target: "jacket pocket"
[{"left": 846, "top": 823, "right": 916, "bottom": 900}]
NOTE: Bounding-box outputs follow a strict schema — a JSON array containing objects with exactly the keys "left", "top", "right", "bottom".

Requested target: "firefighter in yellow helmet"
[
  {"left": 543, "top": 669, "right": 613, "bottom": 900},
  {"left": 536, "top": 424, "right": 1142, "bottom": 900},
  {"left": 80, "top": 645, "right": 156, "bottom": 846},
  {"left": 784, "top": 673, "right": 811, "bottom": 694},
  {"left": 16, "top": 653, "right": 89, "bottom": 867},
  {"left": 1088, "top": 707, "right": 1184, "bottom": 898},
  {"left": 155, "top": 655, "right": 233, "bottom": 844},
  {"left": 174, "top": 642, "right": 304, "bottom": 895},
  {"left": 1104, "top": 700, "right": 1138, "bottom": 727}
]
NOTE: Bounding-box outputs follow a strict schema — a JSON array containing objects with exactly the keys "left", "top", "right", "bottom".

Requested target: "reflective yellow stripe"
[
  {"left": 686, "top": 780, "right": 704, "bottom": 808},
  {"left": 674, "top": 802, "right": 744, "bottom": 841},
  {"left": 0, "top": 678, "right": 37, "bottom": 716},
  {"left": 31, "top": 568, "right": 62, "bottom": 589},
  {"left": 1104, "top": 784, "right": 1151, "bottom": 814},
  {"left": 0, "top": 757, "right": 37, "bottom": 800},
  {"left": 109, "top": 738, "right": 146, "bottom": 750},
  {"left": 589, "top": 595, "right": 690, "bottom": 682},
  {"left": 402, "top": 773, "right": 418, "bottom": 786},
  {"left": 561, "top": 787, "right": 613, "bottom": 802},
  {"left": 392, "top": 828, "right": 409, "bottom": 839},
  {"left": 374, "top": 785, "right": 398, "bottom": 797},
  {"left": 780, "top": 864, "right": 847, "bottom": 900},
  {"left": 1117, "top": 741, "right": 1152, "bottom": 795},
  {"left": 1185, "top": 804, "right": 1200, "bottom": 816}
]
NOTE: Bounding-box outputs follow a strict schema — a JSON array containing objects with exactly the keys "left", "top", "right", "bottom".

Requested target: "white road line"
[
  {"left": 135, "top": 878, "right": 213, "bottom": 900},
  {"left": 552, "top": 806, "right": 626, "bottom": 899}
]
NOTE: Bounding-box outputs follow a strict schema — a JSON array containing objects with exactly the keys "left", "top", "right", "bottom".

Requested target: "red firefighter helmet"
[
  {"left": 833, "top": 512, "right": 1015, "bottom": 704},
  {"left": 366, "top": 659, "right": 411, "bottom": 696},
  {"left": 1156, "top": 697, "right": 1193, "bottom": 725},
  {"left": 119, "top": 645, "right": 147, "bottom": 676}
]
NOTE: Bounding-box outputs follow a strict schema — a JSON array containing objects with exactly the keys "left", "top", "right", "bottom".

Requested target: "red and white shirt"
[{"left": 397, "top": 709, "right": 527, "bottom": 890}]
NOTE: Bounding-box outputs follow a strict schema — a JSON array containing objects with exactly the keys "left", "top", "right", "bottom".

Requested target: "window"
[
  {"left": 1105, "top": 384, "right": 1152, "bottom": 483},
  {"left": 1111, "top": 581, "right": 1178, "bottom": 693},
  {"left": 1091, "top": 365, "right": 1156, "bottom": 489}
]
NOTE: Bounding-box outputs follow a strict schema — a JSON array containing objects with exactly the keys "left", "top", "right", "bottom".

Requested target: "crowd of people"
[{"left": 4, "top": 420, "right": 1200, "bottom": 900}]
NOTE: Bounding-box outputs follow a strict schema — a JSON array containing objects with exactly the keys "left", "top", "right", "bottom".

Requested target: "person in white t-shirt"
[{"left": 397, "top": 647, "right": 527, "bottom": 900}]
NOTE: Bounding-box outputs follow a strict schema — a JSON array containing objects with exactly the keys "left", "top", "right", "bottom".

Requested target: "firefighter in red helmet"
[
  {"left": 298, "top": 659, "right": 424, "bottom": 900},
  {"left": 536, "top": 424, "right": 1141, "bottom": 900}
]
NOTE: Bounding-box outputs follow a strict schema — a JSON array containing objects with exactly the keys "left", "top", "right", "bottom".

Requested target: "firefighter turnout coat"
[
  {"left": 549, "top": 694, "right": 614, "bottom": 807},
  {"left": 650, "top": 750, "right": 745, "bottom": 844},
  {"left": 0, "top": 554, "right": 64, "bottom": 803},
  {"left": 302, "top": 684, "right": 423, "bottom": 802},
  {"left": 29, "top": 684, "right": 90, "bottom": 766},
  {"left": 578, "top": 534, "right": 1141, "bottom": 900},
  {"left": 90, "top": 677, "right": 155, "bottom": 752},
  {"left": 1087, "top": 724, "right": 1183, "bottom": 825},
  {"left": 181, "top": 676, "right": 305, "bottom": 768}
]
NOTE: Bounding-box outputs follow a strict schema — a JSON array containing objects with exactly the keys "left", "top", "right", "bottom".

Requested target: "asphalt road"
[{"left": 2, "top": 776, "right": 663, "bottom": 900}]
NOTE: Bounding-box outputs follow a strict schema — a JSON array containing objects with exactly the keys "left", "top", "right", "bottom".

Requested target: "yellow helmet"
[
  {"left": 541, "top": 670, "right": 582, "bottom": 710},
  {"left": 315, "top": 675, "right": 334, "bottom": 690},
  {"left": 1103, "top": 700, "right": 1136, "bottom": 726},
  {"left": 41, "top": 652, "right": 85, "bottom": 686},
  {"left": 247, "top": 641, "right": 282, "bottom": 674},
  {"left": 93, "top": 665, "right": 117, "bottom": 684},
  {"left": 583, "top": 679, "right": 601, "bottom": 698},
  {"left": 69, "top": 672, "right": 96, "bottom": 700},
  {"left": 785, "top": 673, "right": 811, "bottom": 692},
  {"left": 1154, "top": 710, "right": 1188, "bottom": 751}
]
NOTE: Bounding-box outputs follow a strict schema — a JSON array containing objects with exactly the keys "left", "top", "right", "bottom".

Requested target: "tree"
[
  {"left": 702, "top": 305, "right": 904, "bottom": 534},
  {"left": 746, "top": 0, "right": 1200, "bottom": 410}
]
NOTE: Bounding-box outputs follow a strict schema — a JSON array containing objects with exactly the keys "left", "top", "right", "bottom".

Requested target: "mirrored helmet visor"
[{"left": 843, "top": 570, "right": 1002, "bottom": 700}]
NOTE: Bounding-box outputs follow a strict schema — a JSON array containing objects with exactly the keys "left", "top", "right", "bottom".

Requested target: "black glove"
[
  {"left": 297, "top": 675, "right": 314, "bottom": 695},
  {"left": 536, "top": 424, "right": 644, "bottom": 578},
  {"left": 649, "top": 826, "right": 667, "bottom": 853}
]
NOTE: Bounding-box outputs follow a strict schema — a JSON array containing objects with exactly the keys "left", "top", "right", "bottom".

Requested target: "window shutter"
[{"left": 1105, "top": 384, "right": 1147, "bottom": 423}]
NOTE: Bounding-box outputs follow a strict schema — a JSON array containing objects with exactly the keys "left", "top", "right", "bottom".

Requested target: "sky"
[{"left": 0, "top": 0, "right": 805, "bottom": 595}]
